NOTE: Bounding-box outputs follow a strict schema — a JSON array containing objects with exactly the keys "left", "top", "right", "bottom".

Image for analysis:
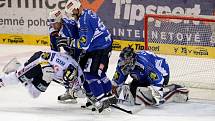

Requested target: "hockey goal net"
[{"left": 144, "top": 14, "right": 215, "bottom": 99}]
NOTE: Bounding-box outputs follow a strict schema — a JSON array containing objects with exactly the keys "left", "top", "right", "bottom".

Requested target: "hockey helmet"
[
  {"left": 65, "top": 0, "right": 81, "bottom": 17},
  {"left": 119, "top": 47, "right": 136, "bottom": 72},
  {"left": 120, "top": 47, "right": 135, "bottom": 59},
  {"left": 48, "top": 10, "right": 63, "bottom": 24}
]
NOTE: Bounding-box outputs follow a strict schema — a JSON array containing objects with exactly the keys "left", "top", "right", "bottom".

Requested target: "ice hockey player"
[
  {"left": 48, "top": 9, "right": 82, "bottom": 61},
  {"left": 63, "top": 0, "right": 115, "bottom": 113},
  {"left": 48, "top": 9, "right": 85, "bottom": 103},
  {"left": 112, "top": 47, "right": 189, "bottom": 106},
  {"left": 0, "top": 51, "right": 85, "bottom": 102}
]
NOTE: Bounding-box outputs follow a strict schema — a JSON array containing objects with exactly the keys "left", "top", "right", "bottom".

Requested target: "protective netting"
[
  {"left": 147, "top": 16, "right": 215, "bottom": 47},
  {"left": 145, "top": 14, "right": 215, "bottom": 91}
]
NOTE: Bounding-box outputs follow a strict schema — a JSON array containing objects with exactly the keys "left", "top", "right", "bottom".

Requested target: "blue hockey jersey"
[
  {"left": 49, "top": 18, "right": 82, "bottom": 60},
  {"left": 76, "top": 9, "right": 112, "bottom": 52},
  {"left": 49, "top": 18, "right": 79, "bottom": 52},
  {"left": 113, "top": 50, "right": 170, "bottom": 87}
]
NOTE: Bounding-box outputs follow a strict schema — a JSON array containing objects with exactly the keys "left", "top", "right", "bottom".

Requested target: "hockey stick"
[
  {"left": 110, "top": 104, "right": 133, "bottom": 114},
  {"left": 110, "top": 103, "right": 145, "bottom": 114},
  {"left": 52, "top": 79, "right": 64, "bottom": 86}
]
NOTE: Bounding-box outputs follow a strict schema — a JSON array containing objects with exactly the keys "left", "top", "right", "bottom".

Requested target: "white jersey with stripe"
[{"left": 36, "top": 51, "right": 84, "bottom": 88}]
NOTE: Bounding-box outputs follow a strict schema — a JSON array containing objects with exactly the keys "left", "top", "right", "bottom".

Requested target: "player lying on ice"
[
  {"left": 0, "top": 51, "right": 85, "bottom": 101},
  {"left": 112, "top": 47, "right": 189, "bottom": 106},
  {"left": 0, "top": 50, "right": 117, "bottom": 113}
]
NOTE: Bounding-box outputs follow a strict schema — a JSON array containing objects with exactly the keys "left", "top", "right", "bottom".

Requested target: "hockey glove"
[{"left": 57, "top": 37, "right": 74, "bottom": 48}]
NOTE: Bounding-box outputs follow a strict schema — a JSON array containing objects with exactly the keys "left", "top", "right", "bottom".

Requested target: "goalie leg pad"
[
  {"left": 163, "top": 84, "right": 189, "bottom": 103},
  {"left": 117, "top": 85, "right": 135, "bottom": 106},
  {"left": 135, "top": 84, "right": 189, "bottom": 105},
  {"left": 135, "top": 87, "right": 154, "bottom": 105},
  {"left": 136, "top": 86, "right": 165, "bottom": 106},
  {"left": 148, "top": 86, "right": 165, "bottom": 106}
]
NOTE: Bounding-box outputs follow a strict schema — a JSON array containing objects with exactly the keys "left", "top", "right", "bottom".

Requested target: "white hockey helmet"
[
  {"left": 48, "top": 10, "right": 63, "bottom": 24},
  {"left": 65, "top": 0, "right": 81, "bottom": 15}
]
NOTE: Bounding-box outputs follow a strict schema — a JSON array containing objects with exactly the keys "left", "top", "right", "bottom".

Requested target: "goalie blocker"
[{"left": 116, "top": 84, "right": 189, "bottom": 106}]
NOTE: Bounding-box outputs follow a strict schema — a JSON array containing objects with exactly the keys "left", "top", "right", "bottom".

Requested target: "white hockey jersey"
[
  {"left": 0, "top": 51, "right": 84, "bottom": 98},
  {"left": 35, "top": 51, "right": 84, "bottom": 90}
]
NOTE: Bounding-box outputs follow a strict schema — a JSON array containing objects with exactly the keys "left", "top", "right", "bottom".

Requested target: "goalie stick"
[
  {"left": 80, "top": 98, "right": 136, "bottom": 114},
  {"left": 110, "top": 104, "right": 132, "bottom": 114},
  {"left": 80, "top": 102, "right": 133, "bottom": 113},
  {"left": 110, "top": 102, "right": 145, "bottom": 114}
]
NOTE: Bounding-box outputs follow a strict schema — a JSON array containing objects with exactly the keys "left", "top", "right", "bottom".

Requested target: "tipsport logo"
[{"left": 112, "top": 0, "right": 201, "bottom": 25}]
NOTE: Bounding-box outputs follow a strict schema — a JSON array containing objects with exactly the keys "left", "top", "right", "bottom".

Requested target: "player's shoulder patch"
[
  {"left": 113, "top": 71, "right": 120, "bottom": 81},
  {"left": 79, "top": 36, "right": 87, "bottom": 44},
  {"left": 41, "top": 52, "right": 51, "bottom": 60}
]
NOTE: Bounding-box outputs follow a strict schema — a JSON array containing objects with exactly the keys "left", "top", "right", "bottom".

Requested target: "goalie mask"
[
  {"left": 65, "top": 0, "right": 81, "bottom": 20},
  {"left": 119, "top": 47, "right": 136, "bottom": 73},
  {"left": 120, "top": 47, "right": 135, "bottom": 59}
]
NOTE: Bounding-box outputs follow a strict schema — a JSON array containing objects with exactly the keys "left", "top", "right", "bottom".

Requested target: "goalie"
[
  {"left": 112, "top": 47, "right": 189, "bottom": 106},
  {"left": 0, "top": 51, "right": 85, "bottom": 102}
]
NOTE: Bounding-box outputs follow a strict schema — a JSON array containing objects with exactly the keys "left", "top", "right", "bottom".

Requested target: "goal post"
[{"left": 143, "top": 14, "right": 215, "bottom": 91}]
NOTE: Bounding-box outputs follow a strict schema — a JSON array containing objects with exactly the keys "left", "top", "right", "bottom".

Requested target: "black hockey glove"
[{"left": 57, "top": 37, "right": 74, "bottom": 48}]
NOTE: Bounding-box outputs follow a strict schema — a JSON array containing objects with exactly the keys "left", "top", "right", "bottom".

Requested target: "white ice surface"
[{"left": 0, "top": 45, "right": 214, "bottom": 121}]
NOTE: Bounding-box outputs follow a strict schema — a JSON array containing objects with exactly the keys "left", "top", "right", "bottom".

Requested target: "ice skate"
[{"left": 58, "top": 90, "right": 77, "bottom": 104}]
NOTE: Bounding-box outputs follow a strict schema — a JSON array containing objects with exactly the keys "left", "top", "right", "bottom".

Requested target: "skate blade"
[{"left": 58, "top": 99, "right": 77, "bottom": 104}]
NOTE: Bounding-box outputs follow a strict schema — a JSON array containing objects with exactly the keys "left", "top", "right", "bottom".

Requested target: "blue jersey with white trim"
[
  {"left": 49, "top": 18, "right": 83, "bottom": 61},
  {"left": 49, "top": 18, "right": 79, "bottom": 52},
  {"left": 113, "top": 51, "right": 169, "bottom": 87},
  {"left": 76, "top": 9, "right": 112, "bottom": 52}
]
